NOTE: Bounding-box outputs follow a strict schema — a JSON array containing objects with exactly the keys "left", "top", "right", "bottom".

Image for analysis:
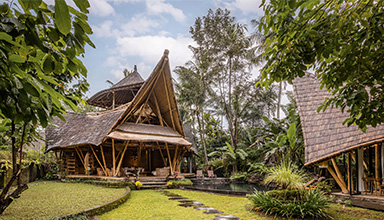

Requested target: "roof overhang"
[{"left": 107, "top": 131, "right": 191, "bottom": 146}]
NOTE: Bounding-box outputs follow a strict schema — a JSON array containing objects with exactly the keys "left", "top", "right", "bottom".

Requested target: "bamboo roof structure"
[
  {"left": 293, "top": 74, "right": 384, "bottom": 166},
  {"left": 46, "top": 50, "right": 191, "bottom": 152},
  {"left": 87, "top": 66, "right": 144, "bottom": 109}
]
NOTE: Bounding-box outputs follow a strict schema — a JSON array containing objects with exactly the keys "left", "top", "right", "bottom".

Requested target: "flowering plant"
[{"left": 135, "top": 181, "right": 143, "bottom": 187}]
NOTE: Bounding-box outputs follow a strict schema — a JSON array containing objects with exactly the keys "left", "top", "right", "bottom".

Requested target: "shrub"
[
  {"left": 266, "top": 189, "right": 302, "bottom": 201},
  {"left": 62, "top": 179, "right": 135, "bottom": 189},
  {"left": 208, "top": 159, "right": 226, "bottom": 177},
  {"left": 229, "top": 172, "right": 248, "bottom": 182},
  {"left": 248, "top": 189, "right": 331, "bottom": 219},
  {"left": 168, "top": 179, "right": 193, "bottom": 188},
  {"left": 264, "top": 161, "right": 307, "bottom": 189}
]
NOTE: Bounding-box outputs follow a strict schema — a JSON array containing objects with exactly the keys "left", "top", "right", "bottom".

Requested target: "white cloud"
[
  {"left": 120, "top": 15, "right": 161, "bottom": 37},
  {"left": 225, "top": 0, "right": 264, "bottom": 15},
  {"left": 145, "top": 0, "right": 186, "bottom": 23},
  {"left": 90, "top": 0, "right": 115, "bottom": 17},
  {"left": 93, "top": 20, "right": 117, "bottom": 38},
  {"left": 115, "top": 34, "right": 193, "bottom": 68}
]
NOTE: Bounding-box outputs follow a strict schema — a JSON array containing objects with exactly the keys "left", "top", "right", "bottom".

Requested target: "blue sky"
[{"left": 75, "top": 0, "right": 264, "bottom": 97}]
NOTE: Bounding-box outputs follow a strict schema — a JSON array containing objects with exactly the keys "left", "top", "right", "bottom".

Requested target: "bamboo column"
[
  {"left": 375, "top": 144, "right": 380, "bottom": 195},
  {"left": 90, "top": 145, "right": 107, "bottom": 176},
  {"left": 331, "top": 158, "right": 347, "bottom": 188},
  {"left": 165, "top": 142, "right": 173, "bottom": 175},
  {"left": 115, "top": 141, "right": 130, "bottom": 176},
  {"left": 327, "top": 165, "right": 349, "bottom": 193},
  {"left": 112, "top": 139, "right": 116, "bottom": 176},
  {"left": 162, "top": 74, "right": 175, "bottom": 130},
  {"left": 172, "top": 145, "right": 179, "bottom": 172},
  {"left": 100, "top": 145, "right": 110, "bottom": 176},
  {"left": 112, "top": 91, "right": 115, "bottom": 109}
]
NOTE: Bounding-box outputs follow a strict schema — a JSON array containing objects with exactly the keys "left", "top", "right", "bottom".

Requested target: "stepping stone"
[
  {"left": 178, "top": 202, "right": 204, "bottom": 207},
  {"left": 179, "top": 200, "right": 195, "bottom": 203},
  {"left": 194, "top": 206, "right": 215, "bottom": 210},
  {"left": 203, "top": 209, "right": 224, "bottom": 214},
  {"left": 169, "top": 197, "right": 188, "bottom": 200},
  {"left": 214, "top": 214, "right": 239, "bottom": 220}
]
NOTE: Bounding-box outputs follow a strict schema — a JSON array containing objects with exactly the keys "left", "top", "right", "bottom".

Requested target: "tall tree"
[
  {"left": 0, "top": 0, "right": 93, "bottom": 213},
  {"left": 189, "top": 8, "right": 255, "bottom": 150},
  {"left": 259, "top": 0, "right": 384, "bottom": 131},
  {"left": 175, "top": 65, "right": 211, "bottom": 164}
]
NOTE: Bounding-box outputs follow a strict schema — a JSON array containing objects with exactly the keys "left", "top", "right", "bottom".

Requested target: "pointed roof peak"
[{"left": 112, "top": 66, "right": 144, "bottom": 89}]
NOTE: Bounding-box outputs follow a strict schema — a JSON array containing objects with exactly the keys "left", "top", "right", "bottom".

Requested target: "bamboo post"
[
  {"left": 119, "top": 58, "right": 167, "bottom": 125},
  {"left": 165, "top": 142, "right": 173, "bottom": 175},
  {"left": 172, "top": 145, "right": 179, "bottom": 172},
  {"left": 115, "top": 141, "right": 130, "bottom": 176},
  {"left": 138, "top": 143, "right": 142, "bottom": 165},
  {"left": 100, "top": 145, "right": 109, "bottom": 176},
  {"left": 112, "top": 139, "right": 116, "bottom": 176},
  {"left": 90, "top": 145, "right": 107, "bottom": 175},
  {"left": 327, "top": 166, "right": 349, "bottom": 193},
  {"left": 375, "top": 144, "right": 380, "bottom": 195},
  {"left": 153, "top": 93, "right": 164, "bottom": 126},
  {"left": 162, "top": 73, "right": 175, "bottom": 130},
  {"left": 159, "top": 148, "right": 167, "bottom": 167},
  {"left": 112, "top": 91, "right": 115, "bottom": 109},
  {"left": 75, "top": 147, "right": 86, "bottom": 170},
  {"left": 331, "top": 158, "right": 347, "bottom": 188},
  {"left": 176, "top": 150, "right": 186, "bottom": 172},
  {"left": 347, "top": 153, "right": 351, "bottom": 191}
]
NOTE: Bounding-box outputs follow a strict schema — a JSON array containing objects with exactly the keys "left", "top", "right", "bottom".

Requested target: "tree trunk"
[
  {"left": 277, "top": 81, "right": 282, "bottom": 119},
  {"left": 0, "top": 123, "right": 29, "bottom": 214},
  {"left": 196, "top": 110, "right": 208, "bottom": 164}
]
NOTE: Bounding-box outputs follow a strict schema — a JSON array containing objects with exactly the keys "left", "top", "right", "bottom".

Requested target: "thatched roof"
[
  {"left": 46, "top": 50, "right": 190, "bottom": 151},
  {"left": 111, "top": 49, "right": 185, "bottom": 136},
  {"left": 87, "top": 68, "right": 144, "bottom": 108},
  {"left": 45, "top": 109, "right": 124, "bottom": 152},
  {"left": 108, "top": 122, "right": 190, "bottom": 146},
  {"left": 293, "top": 74, "right": 384, "bottom": 166}
]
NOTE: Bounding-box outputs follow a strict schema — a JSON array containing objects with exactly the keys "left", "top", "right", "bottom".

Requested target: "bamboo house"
[
  {"left": 294, "top": 74, "right": 384, "bottom": 198},
  {"left": 46, "top": 50, "right": 193, "bottom": 178}
]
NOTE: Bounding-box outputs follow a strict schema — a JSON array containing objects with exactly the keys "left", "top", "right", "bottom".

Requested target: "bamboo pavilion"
[
  {"left": 46, "top": 50, "right": 193, "bottom": 178},
  {"left": 293, "top": 74, "right": 384, "bottom": 197}
]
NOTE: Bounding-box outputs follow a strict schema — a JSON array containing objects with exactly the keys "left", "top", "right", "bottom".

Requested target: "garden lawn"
[
  {"left": 100, "top": 189, "right": 384, "bottom": 220},
  {"left": 99, "top": 189, "right": 263, "bottom": 220},
  {"left": 0, "top": 181, "right": 126, "bottom": 220}
]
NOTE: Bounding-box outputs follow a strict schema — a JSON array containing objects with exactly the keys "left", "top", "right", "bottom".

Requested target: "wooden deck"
[{"left": 332, "top": 191, "right": 384, "bottom": 210}]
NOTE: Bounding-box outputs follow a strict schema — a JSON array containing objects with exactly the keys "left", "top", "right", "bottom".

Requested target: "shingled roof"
[
  {"left": 87, "top": 67, "right": 144, "bottom": 109},
  {"left": 293, "top": 74, "right": 384, "bottom": 165}
]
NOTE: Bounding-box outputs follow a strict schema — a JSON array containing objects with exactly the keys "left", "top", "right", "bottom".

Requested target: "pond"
[{"left": 189, "top": 183, "right": 271, "bottom": 195}]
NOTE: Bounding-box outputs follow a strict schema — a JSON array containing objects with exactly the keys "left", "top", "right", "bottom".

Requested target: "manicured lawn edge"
[{"left": 52, "top": 187, "right": 132, "bottom": 219}]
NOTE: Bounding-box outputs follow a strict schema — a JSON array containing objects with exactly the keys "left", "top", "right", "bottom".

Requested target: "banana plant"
[{"left": 208, "top": 142, "right": 248, "bottom": 176}]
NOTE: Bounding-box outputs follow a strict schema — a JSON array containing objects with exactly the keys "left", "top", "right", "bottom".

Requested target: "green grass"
[
  {"left": 100, "top": 189, "right": 384, "bottom": 220},
  {"left": 99, "top": 189, "right": 263, "bottom": 220},
  {"left": 1, "top": 181, "right": 126, "bottom": 220}
]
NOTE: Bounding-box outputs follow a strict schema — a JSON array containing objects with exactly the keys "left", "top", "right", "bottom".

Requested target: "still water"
[{"left": 192, "top": 183, "right": 270, "bottom": 193}]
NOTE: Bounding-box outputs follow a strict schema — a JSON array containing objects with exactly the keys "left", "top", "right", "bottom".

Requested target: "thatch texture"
[
  {"left": 46, "top": 50, "right": 190, "bottom": 152},
  {"left": 293, "top": 74, "right": 384, "bottom": 165},
  {"left": 45, "top": 109, "right": 124, "bottom": 152},
  {"left": 87, "top": 70, "right": 144, "bottom": 108},
  {"left": 112, "top": 50, "right": 185, "bottom": 136}
]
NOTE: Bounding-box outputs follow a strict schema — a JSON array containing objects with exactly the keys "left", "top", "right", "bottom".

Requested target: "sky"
[{"left": 75, "top": 0, "right": 265, "bottom": 97}]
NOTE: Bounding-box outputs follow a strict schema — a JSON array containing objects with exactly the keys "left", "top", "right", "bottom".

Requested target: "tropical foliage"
[
  {"left": 0, "top": 0, "right": 92, "bottom": 213},
  {"left": 258, "top": 0, "right": 384, "bottom": 131},
  {"left": 249, "top": 189, "right": 331, "bottom": 219}
]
